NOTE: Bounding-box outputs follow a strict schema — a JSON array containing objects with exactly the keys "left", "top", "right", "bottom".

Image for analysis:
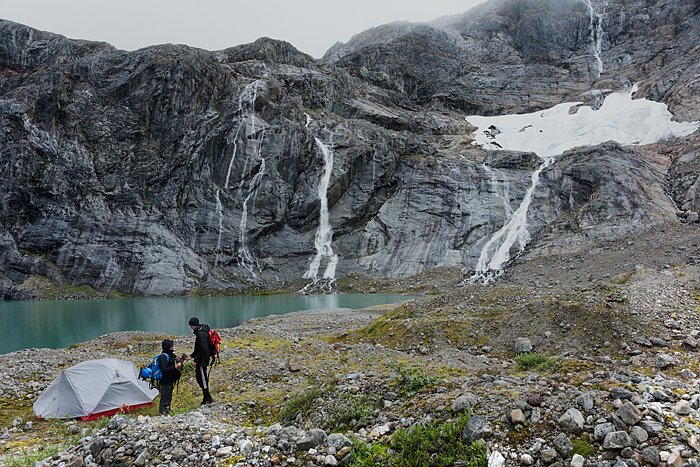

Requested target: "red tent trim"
[{"left": 81, "top": 402, "right": 154, "bottom": 421}]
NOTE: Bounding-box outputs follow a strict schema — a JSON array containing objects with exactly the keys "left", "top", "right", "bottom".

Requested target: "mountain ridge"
[{"left": 1, "top": 0, "right": 699, "bottom": 298}]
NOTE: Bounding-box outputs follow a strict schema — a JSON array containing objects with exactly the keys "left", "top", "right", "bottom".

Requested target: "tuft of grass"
[
  {"left": 279, "top": 387, "right": 323, "bottom": 424},
  {"left": 4, "top": 444, "right": 61, "bottom": 467},
  {"left": 392, "top": 365, "right": 439, "bottom": 397},
  {"left": 514, "top": 353, "right": 557, "bottom": 372},
  {"left": 324, "top": 392, "right": 380, "bottom": 432},
  {"left": 348, "top": 437, "right": 389, "bottom": 467},
  {"left": 571, "top": 438, "right": 595, "bottom": 458}
]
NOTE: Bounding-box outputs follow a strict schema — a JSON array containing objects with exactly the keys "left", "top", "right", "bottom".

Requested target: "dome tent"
[{"left": 33, "top": 358, "right": 158, "bottom": 421}]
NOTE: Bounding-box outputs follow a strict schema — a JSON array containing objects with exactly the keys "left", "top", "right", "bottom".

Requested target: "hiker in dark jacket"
[
  {"left": 158, "top": 339, "right": 182, "bottom": 416},
  {"left": 185, "top": 317, "right": 213, "bottom": 404}
]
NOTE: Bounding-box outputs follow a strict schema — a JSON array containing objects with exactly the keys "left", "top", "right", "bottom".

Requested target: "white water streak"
[
  {"left": 238, "top": 158, "right": 266, "bottom": 278},
  {"left": 583, "top": 0, "right": 605, "bottom": 77},
  {"left": 304, "top": 133, "right": 339, "bottom": 280},
  {"left": 215, "top": 80, "right": 267, "bottom": 278},
  {"left": 472, "top": 158, "right": 554, "bottom": 283},
  {"left": 466, "top": 85, "right": 700, "bottom": 283},
  {"left": 214, "top": 189, "right": 223, "bottom": 265}
]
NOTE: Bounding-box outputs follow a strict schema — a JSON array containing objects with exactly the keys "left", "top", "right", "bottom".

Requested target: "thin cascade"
[
  {"left": 238, "top": 158, "right": 266, "bottom": 278},
  {"left": 470, "top": 157, "right": 554, "bottom": 284},
  {"left": 214, "top": 189, "right": 223, "bottom": 266},
  {"left": 225, "top": 81, "right": 262, "bottom": 189},
  {"left": 303, "top": 115, "right": 339, "bottom": 281},
  {"left": 216, "top": 79, "right": 266, "bottom": 278},
  {"left": 583, "top": 0, "right": 605, "bottom": 77}
]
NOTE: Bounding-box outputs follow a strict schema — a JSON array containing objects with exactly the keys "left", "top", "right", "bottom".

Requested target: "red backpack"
[{"left": 208, "top": 329, "right": 221, "bottom": 365}]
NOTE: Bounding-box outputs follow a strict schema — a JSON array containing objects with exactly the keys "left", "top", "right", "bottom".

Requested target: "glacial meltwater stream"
[{"left": 0, "top": 294, "right": 413, "bottom": 354}]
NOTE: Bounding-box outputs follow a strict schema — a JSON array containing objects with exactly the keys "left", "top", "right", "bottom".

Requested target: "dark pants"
[
  {"left": 159, "top": 384, "right": 173, "bottom": 415},
  {"left": 195, "top": 365, "right": 212, "bottom": 403}
]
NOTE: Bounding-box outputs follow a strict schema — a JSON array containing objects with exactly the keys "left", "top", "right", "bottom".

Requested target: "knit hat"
[
  {"left": 162, "top": 339, "right": 174, "bottom": 352},
  {"left": 188, "top": 317, "right": 199, "bottom": 326}
]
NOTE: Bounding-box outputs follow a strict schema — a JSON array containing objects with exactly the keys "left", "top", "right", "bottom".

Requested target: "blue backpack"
[{"left": 140, "top": 353, "right": 169, "bottom": 388}]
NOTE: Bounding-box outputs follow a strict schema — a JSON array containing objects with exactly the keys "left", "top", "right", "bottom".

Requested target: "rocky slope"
[
  {"left": 1, "top": 0, "right": 700, "bottom": 299},
  {"left": 2, "top": 246, "right": 700, "bottom": 466}
]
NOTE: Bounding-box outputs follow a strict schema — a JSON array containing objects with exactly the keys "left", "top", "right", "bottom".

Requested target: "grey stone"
[
  {"left": 461, "top": 415, "right": 492, "bottom": 443},
  {"left": 604, "top": 431, "right": 632, "bottom": 449},
  {"left": 682, "top": 337, "right": 699, "bottom": 350},
  {"left": 689, "top": 434, "right": 700, "bottom": 453},
  {"left": 667, "top": 451, "right": 683, "bottom": 467},
  {"left": 642, "top": 446, "right": 660, "bottom": 465},
  {"left": 553, "top": 433, "right": 573, "bottom": 457},
  {"left": 297, "top": 429, "right": 327, "bottom": 451},
  {"left": 571, "top": 454, "right": 585, "bottom": 467},
  {"left": 674, "top": 400, "right": 691, "bottom": 415},
  {"left": 650, "top": 337, "right": 668, "bottom": 347},
  {"left": 540, "top": 449, "right": 558, "bottom": 464},
  {"left": 576, "top": 392, "right": 596, "bottom": 413},
  {"left": 619, "top": 401, "right": 642, "bottom": 426},
  {"left": 630, "top": 425, "right": 649, "bottom": 443},
  {"left": 134, "top": 451, "right": 149, "bottom": 467},
  {"left": 90, "top": 438, "right": 105, "bottom": 458},
  {"left": 651, "top": 389, "right": 672, "bottom": 402},
  {"left": 107, "top": 415, "right": 129, "bottom": 432},
  {"left": 239, "top": 439, "right": 254, "bottom": 457},
  {"left": 558, "top": 408, "right": 585, "bottom": 434},
  {"left": 514, "top": 338, "right": 533, "bottom": 354},
  {"left": 639, "top": 420, "right": 664, "bottom": 437},
  {"left": 655, "top": 353, "right": 677, "bottom": 369},
  {"left": 327, "top": 433, "right": 352, "bottom": 451},
  {"left": 451, "top": 393, "right": 478, "bottom": 414},
  {"left": 610, "top": 388, "right": 635, "bottom": 400},
  {"left": 594, "top": 422, "right": 616, "bottom": 441}
]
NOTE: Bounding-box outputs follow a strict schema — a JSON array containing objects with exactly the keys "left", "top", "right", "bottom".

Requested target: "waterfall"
[
  {"left": 238, "top": 158, "right": 266, "bottom": 278},
  {"left": 465, "top": 84, "right": 699, "bottom": 283},
  {"left": 214, "top": 189, "right": 223, "bottom": 266},
  {"left": 583, "top": 0, "right": 605, "bottom": 77},
  {"left": 303, "top": 117, "right": 339, "bottom": 281},
  {"left": 471, "top": 158, "right": 554, "bottom": 283},
  {"left": 215, "top": 79, "right": 266, "bottom": 278}
]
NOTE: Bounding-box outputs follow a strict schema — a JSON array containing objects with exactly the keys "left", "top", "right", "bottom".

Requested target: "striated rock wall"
[{"left": 1, "top": 0, "right": 700, "bottom": 297}]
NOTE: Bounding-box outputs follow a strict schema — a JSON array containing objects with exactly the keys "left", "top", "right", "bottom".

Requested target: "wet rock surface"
[{"left": 1, "top": 0, "right": 700, "bottom": 297}]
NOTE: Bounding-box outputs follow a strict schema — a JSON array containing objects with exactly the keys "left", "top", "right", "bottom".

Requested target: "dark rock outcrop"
[{"left": 1, "top": 0, "right": 699, "bottom": 297}]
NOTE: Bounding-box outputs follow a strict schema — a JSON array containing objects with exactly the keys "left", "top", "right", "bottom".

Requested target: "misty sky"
[{"left": 2, "top": 0, "right": 488, "bottom": 58}]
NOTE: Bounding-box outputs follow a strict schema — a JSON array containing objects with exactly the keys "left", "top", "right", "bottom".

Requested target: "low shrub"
[
  {"left": 279, "top": 387, "right": 323, "bottom": 424},
  {"left": 514, "top": 353, "right": 557, "bottom": 372},
  {"left": 348, "top": 413, "right": 487, "bottom": 467}
]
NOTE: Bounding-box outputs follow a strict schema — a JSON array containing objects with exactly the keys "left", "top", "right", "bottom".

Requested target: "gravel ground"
[{"left": 1, "top": 222, "right": 700, "bottom": 466}]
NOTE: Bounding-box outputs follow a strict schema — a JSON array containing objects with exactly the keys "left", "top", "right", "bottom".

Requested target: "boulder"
[
  {"left": 558, "top": 408, "right": 584, "bottom": 434},
  {"left": 514, "top": 338, "right": 533, "bottom": 354},
  {"left": 603, "top": 431, "right": 632, "bottom": 450},
  {"left": 461, "top": 415, "right": 493, "bottom": 443},
  {"left": 452, "top": 393, "right": 478, "bottom": 414}
]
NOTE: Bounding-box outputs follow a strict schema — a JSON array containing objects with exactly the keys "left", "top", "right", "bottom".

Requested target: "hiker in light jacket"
[
  {"left": 185, "top": 317, "right": 213, "bottom": 404},
  {"left": 158, "top": 339, "right": 182, "bottom": 416}
]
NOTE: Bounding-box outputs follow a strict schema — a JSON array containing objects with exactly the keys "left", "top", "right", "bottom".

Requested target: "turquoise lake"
[{"left": 0, "top": 294, "right": 412, "bottom": 354}]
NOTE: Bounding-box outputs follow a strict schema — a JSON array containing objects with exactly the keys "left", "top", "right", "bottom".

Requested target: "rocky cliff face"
[{"left": 1, "top": 0, "right": 700, "bottom": 298}]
